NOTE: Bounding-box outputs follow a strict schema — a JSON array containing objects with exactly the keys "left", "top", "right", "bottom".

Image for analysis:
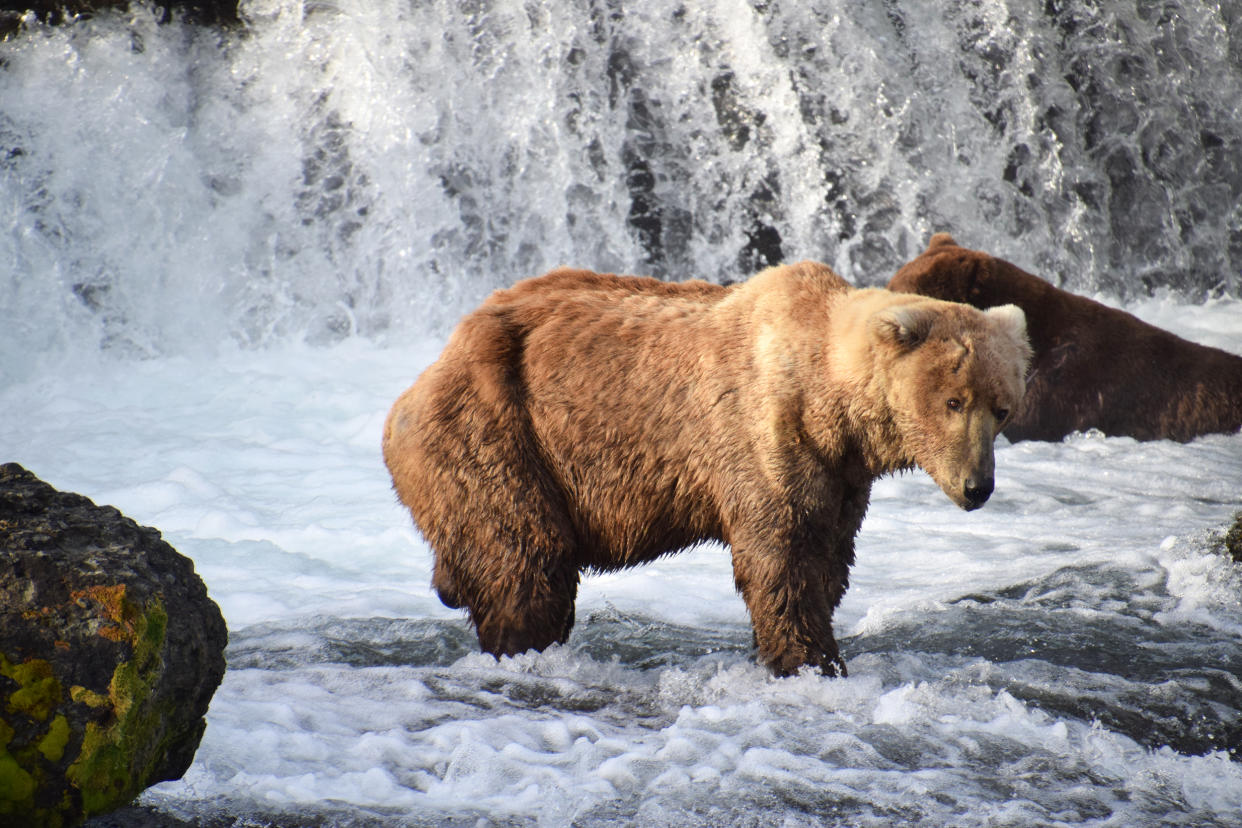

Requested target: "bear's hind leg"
[
  {"left": 407, "top": 307, "right": 584, "bottom": 659},
  {"left": 470, "top": 551, "right": 581, "bottom": 658}
]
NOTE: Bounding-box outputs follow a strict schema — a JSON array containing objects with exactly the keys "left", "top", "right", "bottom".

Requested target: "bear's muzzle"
[{"left": 962, "top": 475, "right": 995, "bottom": 510}]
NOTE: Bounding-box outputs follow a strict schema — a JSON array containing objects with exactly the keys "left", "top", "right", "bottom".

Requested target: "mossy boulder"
[{"left": 0, "top": 463, "right": 227, "bottom": 827}]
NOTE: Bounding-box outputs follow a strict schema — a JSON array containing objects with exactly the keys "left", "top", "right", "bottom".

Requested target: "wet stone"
[
  {"left": 1223, "top": 512, "right": 1242, "bottom": 563},
  {"left": 0, "top": 463, "right": 227, "bottom": 828}
]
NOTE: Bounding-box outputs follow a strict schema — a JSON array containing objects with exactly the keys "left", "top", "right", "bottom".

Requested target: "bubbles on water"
[
  {"left": 852, "top": 559, "right": 1242, "bottom": 758},
  {"left": 226, "top": 617, "right": 479, "bottom": 670}
]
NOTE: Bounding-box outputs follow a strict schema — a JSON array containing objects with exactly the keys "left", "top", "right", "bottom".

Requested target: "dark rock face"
[
  {"left": 0, "top": 463, "right": 227, "bottom": 827},
  {"left": 0, "top": 1, "right": 240, "bottom": 39}
]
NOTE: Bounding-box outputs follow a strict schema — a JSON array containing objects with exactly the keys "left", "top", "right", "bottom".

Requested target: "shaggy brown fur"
[
  {"left": 383, "top": 263, "right": 1031, "bottom": 676},
  {"left": 888, "top": 234, "right": 1242, "bottom": 442}
]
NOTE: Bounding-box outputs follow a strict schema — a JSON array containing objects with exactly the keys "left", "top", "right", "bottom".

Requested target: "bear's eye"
[
  {"left": 946, "top": 398, "right": 962, "bottom": 412},
  {"left": 995, "top": 408, "right": 1010, "bottom": 423}
]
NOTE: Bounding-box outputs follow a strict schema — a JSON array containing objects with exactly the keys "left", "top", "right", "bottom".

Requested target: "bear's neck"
[
  {"left": 718, "top": 279, "right": 918, "bottom": 479},
  {"left": 806, "top": 390, "right": 917, "bottom": 478}
]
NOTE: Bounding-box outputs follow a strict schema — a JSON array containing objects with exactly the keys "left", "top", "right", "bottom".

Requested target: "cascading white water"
[{"left": 2, "top": 0, "right": 1240, "bottom": 379}]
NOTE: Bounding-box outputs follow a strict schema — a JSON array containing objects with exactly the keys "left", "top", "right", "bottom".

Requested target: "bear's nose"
[{"left": 963, "top": 476, "right": 994, "bottom": 509}]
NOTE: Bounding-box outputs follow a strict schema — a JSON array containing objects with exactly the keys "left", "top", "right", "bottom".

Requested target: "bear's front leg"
[{"left": 731, "top": 540, "right": 849, "bottom": 677}]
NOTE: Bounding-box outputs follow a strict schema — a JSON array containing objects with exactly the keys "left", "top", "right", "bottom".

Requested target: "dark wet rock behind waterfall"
[{"left": 0, "top": 1, "right": 239, "bottom": 39}]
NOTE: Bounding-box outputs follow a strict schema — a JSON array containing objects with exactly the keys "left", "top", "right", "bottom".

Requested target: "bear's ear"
[
  {"left": 984, "top": 304, "right": 1032, "bottom": 360},
  {"left": 875, "top": 303, "right": 937, "bottom": 349},
  {"left": 984, "top": 303, "right": 1026, "bottom": 342},
  {"left": 927, "top": 233, "right": 958, "bottom": 252}
]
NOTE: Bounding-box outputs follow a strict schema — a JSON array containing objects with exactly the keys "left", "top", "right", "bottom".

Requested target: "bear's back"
[{"left": 483, "top": 267, "right": 728, "bottom": 319}]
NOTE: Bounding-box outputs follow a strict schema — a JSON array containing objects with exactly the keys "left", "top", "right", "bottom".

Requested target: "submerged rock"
[
  {"left": 1225, "top": 512, "right": 1242, "bottom": 564},
  {"left": 0, "top": 463, "right": 227, "bottom": 827}
]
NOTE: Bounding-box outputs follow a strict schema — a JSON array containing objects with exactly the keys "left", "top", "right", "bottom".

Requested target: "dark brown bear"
[
  {"left": 888, "top": 234, "right": 1242, "bottom": 442},
  {"left": 383, "top": 263, "right": 1030, "bottom": 676}
]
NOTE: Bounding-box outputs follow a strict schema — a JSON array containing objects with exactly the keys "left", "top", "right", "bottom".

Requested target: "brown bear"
[
  {"left": 382, "top": 262, "right": 1031, "bottom": 676},
  {"left": 888, "top": 234, "right": 1242, "bottom": 442}
]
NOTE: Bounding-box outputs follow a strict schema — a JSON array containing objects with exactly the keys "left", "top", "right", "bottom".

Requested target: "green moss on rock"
[
  {"left": 66, "top": 593, "right": 170, "bottom": 817},
  {"left": 3, "top": 656, "right": 63, "bottom": 721},
  {"left": 1, "top": 654, "right": 65, "bottom": 819},
  {"left": 1, "top": 591, "right": 177, "bottom": 825},
  {"left": 38, "top": 715, "right": 71, "bottom": 763},
  {"left": 0, "top": 752, "right": 38, "bottom": 814},
  {"left": 0, "top": 713, "right": 37, "bottom": 818},
  {"left": 69, "top": 686, "right": 109, "bottom": 708}
]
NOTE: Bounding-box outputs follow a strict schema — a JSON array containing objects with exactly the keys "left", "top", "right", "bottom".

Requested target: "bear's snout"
[{"left": 963, "top": 475, "right": 995, "bottom": 510}]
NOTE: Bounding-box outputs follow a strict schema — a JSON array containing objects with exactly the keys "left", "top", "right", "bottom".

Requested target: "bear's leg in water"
[{"left": 730, "top": 535, "right": 848, "bottom": 677}]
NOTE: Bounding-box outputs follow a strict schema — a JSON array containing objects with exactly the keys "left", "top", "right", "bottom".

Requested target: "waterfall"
[{"left": 2, "top": 0, "right": 1239, "bottom": 366}]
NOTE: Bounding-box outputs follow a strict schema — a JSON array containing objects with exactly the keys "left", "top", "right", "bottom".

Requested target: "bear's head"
[
  {"left": 886, "top": 233, "right": 1060, "bottom": 356},
  {"left": 872, "top": 297, "right": 1032, "bottom": 511}
]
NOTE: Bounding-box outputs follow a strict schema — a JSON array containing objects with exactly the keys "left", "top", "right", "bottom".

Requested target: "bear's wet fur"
[
  {"left": 888, "top": 234, "right": 1242, "bottom": 442},
  {"left": 384, "top": 263, "right": 1031, "bottom": 676}
]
